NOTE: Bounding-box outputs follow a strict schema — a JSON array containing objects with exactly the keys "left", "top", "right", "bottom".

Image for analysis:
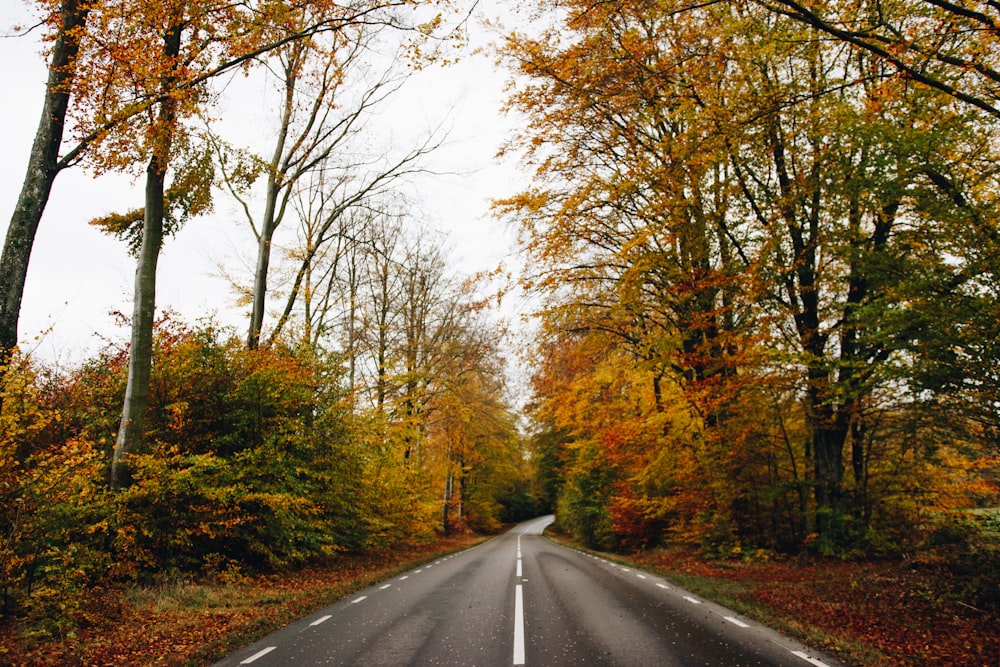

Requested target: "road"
[{"left": 213, "top": 516, "right": 845, "bottom": 666}]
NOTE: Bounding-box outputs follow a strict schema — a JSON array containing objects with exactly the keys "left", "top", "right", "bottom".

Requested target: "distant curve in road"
[{"left": 213, "top": 515, "right": 845, "bottom": 666}]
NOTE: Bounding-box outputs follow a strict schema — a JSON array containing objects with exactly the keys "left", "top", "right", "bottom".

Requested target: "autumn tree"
[
  {"left": 503, "top": 0, "right": 1000, "bottom": 551},
  {"left": 1, "top": 0, "right": 409, "bottom": 371},
  {"left": 66, "top": 0, "right": 445, "bottom": 485},
  {"left": 755, "top": 0, "right": 1000, "bottom": 119},
  {"left": 0, "top": 0, "right": 91, "bottom": 378}
]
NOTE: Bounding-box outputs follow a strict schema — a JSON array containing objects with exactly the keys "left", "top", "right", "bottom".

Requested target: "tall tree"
[
  {"left": 71, "top": 0, "right": 444, "bottom": 484},
  {"left": 2, "top": 0, "right": 402, "bottom": 366},
  {"left": 502, "top": 0, "right": 1000, "bottom": 548},
  {"left": 0, "top": 0, "right": 91, "bottom": 370}
]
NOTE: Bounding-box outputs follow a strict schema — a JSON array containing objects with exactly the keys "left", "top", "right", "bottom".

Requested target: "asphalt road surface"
[{"left": 213, "top": 515, "right": 846, "bottom": 666}]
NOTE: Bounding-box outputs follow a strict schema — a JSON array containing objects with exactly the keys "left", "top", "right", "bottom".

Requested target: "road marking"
[
  {"left": 415, "top": 569, "right": 423, "bottom": 573},
  {"left": 725, "top": 616, "right": 750, "bottom": 628},
  {"left": 352, "top": 596, "right": 367, "bottom": 604},
  {"left": 400, "top": 575, "right": 409, "bottom": 581},
  {"left": 683, "top": 596, "right": 702, "bottom": 605},
  {"left": 513, "top": 585, "right": 525, "bottom": 665},
  {"left": 240, "top": 647, "right": 277, "bottom": 664},
  {"left": 309, "top": 615, "right": 332, "bottom": 626},
  {"left": 656, "top": 583, "right": 670, "bottom": 590},
  {"left": 517, "top": 559, "right": 522, "bottom": 577},
  {"left": 636, "top": 574, "right": 647, "bottom": 580},
  {"left": 791, "top": 651, "right": 830, "bottom": 666},
  {"left": 379, "top": 584, "right": 392, "bottom": 590}
]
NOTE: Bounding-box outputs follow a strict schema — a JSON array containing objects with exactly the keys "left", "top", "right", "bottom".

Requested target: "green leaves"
[{"left": 88, "top": 137, "right": 216, "bottom": 255}]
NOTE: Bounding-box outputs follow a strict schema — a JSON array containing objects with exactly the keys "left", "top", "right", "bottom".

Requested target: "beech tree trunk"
[
  {"left": 0, "top": 0, "right": 89, "bottom": 367},
  {"left": 110, "top": 21, "right": 182, "bottom": 489},
  {"left": 110, "top": 156, "right": 167, "bottom": 488}
]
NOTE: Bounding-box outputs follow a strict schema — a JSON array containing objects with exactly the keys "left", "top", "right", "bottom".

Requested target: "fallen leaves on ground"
[{"left": 629, "top": 548, "right": 998, "bottom": 667}]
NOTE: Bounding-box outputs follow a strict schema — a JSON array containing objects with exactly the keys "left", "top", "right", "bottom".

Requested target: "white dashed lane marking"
[
  {"left": 579, "top": 551, "right": 839, "bottom": 667},
  {"left": 240, "top": 646, "right": 276, "bottom": 664},
  {"left": 792, "top": 651, "right": 831, "bottom": 666}
]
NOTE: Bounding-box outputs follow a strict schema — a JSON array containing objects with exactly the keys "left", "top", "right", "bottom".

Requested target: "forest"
[{"left": 1, "top": 0, "right": 999, "bottom": 656}]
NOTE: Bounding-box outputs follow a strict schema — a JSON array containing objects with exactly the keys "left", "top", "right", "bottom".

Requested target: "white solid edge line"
[
  {"left": 240, "top": 646, "right": 277, "bottom": 664},
  {"left": 309, "top": 615, "right": 333, "bottom": 626},
  {"left": 791, "top": 650, "right": 830, "bottom": 667},
  {"left": 724, "top": 616, "right": 750, "bottom": 628},
  {"left": 513, "top": 585, "right": 525, "bottom": 665}
]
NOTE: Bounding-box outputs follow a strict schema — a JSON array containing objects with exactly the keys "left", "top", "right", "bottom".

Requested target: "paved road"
[{"left": 214, "top": 516, "right": 845, "bottom": 666}]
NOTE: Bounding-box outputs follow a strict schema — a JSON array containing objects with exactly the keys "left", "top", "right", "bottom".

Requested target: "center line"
[
  {"left": 517, "top": 559, "right": 522, "bottom": 577},
  {"left": 513, "top": 584, "right": 525, "bottom": 665}
]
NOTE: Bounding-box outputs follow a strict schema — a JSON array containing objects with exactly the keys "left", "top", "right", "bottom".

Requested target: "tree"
[
  {"left": 501, "top": 0, "right": 1000, "bottom": 550},
  {"left": 0, "top": 0, "right": 91, "bottom": 373},
  {"left": 66, "top": 0, "right": 443, "bottom": 485},
  {"left": 2, "top": 0, "right": 414, "bottom": 371},
  {"left": 230, "top": 9, "right": 432, "bottom": 349},
  {"left": 755, "top": 0, "right": 1000, "bottom": 119}
]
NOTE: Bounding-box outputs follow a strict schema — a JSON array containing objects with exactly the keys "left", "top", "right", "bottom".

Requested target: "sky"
[{"left": 0, "top": 0, "right": 530, "bottom": 368}]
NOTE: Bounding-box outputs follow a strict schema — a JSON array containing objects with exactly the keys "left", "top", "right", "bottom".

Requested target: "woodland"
[{"left": 1, "top": 0, "right": 999, "bottom": 660}]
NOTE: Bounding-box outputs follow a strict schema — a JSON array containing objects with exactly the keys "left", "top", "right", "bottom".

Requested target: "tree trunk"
[
  {"left": 110, "top": 21, "right": 182, "bottom": 489},
  {"left": 247, "top": 57, "right": 298, "bottom": 350},
  {"left": 247, "top": 204, "right": 278, "bottom": 349},
  {"left": 111, "top": 157, "right": 167, "bottom": 487},
  {"left": 0, "top": 0, "right": 89, "bottom": 368}
]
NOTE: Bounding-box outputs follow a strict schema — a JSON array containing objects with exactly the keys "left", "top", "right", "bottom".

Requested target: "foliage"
[
  {"left": 0, "top": 316, "right": 530, "bottom": 642},
  {"left": 504, "top": 0, "right": 1000, "bottom": 556}
]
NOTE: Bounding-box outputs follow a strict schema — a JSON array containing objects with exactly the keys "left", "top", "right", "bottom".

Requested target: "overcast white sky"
[{"left": 0, "top": 0, "right": 529, "bottom": 366}]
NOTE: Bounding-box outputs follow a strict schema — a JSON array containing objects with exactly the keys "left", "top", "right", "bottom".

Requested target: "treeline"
[
  {"left": 0, "top": 0, "right": 543, "bottom": 642},
  {"left": 502, "top": 0, "right": 1000, "bottom": 560},
  {"left": 1, "top": 298, "right": 536, "bottom": 638}
]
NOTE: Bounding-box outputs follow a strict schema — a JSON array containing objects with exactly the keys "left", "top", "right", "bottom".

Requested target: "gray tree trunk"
[
  {"left": 0, "top": 0, "right": 89, "bottom": 366},
  {"left": 110, "top": 21, "right": 182, "bottom": 489},
  {"left": 110, "top": 157, "right": 166, "bottom": 488}
]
